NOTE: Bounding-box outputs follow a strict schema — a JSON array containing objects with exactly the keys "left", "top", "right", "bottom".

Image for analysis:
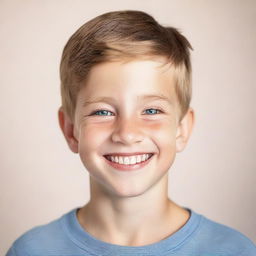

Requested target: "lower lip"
[{"left": 103, "top": 155, "right": 154, "bottom": 171}]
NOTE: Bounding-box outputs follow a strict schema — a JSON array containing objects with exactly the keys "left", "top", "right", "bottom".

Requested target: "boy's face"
[{"left": 59, "top": 59, "right": 194, "bottom": 197}]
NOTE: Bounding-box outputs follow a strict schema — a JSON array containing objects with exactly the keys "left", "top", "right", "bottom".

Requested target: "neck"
[{"left": 77, "top": 174, "right": 190, "bottom": 246}]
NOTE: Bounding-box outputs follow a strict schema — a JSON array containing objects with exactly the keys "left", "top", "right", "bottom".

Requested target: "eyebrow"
[
  {"left": 140, "top": 94, "right": 173, "bottom": 104},
  {"left": 82, "top": 97, "right": 116, "bottom": 108},
  {"left": 82, "top": 94, "right": 173, "bottom": 108}
]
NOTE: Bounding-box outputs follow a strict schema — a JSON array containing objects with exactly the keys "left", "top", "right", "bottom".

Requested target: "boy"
[{"left": 6, "top": 10, "right": 255, "bottom": 256}]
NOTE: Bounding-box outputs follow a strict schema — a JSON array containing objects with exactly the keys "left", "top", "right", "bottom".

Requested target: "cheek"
[
  {"left": 148, "top": 122, "right": 177, "bottom": 170},
  {"left": 78, "top": 124, "right": 111, "bottom": 154},
  {"left": 146, "top": 121, "right": 177, "bottom": 146}
]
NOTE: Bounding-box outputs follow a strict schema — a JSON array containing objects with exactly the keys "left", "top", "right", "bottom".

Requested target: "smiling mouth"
[
  {"left": 104, "top": 153, "right": 154, "bottom": 165},
  {"left": 104, "top": 153, "right": 154, "bottom": 171}
]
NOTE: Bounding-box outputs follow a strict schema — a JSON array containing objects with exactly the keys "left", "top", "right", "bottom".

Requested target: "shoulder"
[
  {"left": 193, "top": 213, "right": 256, "bottom": 255},
  {"left": 6, "top": 210, "right": 76, "bottom": 256}
]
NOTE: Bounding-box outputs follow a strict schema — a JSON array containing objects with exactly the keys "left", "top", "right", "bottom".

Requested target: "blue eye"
[
  {"left": 144, "top": 108, "right": 162, "bottom": 115},
  {"left": 92, "top": 110, "right": 114, "bottom": 116}
]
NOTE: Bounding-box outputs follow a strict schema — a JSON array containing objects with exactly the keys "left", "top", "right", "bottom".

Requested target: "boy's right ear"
[{"left": 58, "top": 107, "right": 78, "bottom": 153}]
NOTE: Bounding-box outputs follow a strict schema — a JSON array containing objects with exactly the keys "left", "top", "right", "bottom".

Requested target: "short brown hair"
[{"left": 60, "top": 10, "right": 193, "bottom": 121}]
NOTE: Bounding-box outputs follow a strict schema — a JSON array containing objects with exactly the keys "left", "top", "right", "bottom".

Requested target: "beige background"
[{"left": 1, "top": 0, "right": 255, "bottom": 253}]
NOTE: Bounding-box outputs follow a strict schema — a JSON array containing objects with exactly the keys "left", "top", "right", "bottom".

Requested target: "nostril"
[
  {"left": 110, "top": 125, "right": 144, "bottom": 145},
  {"left": 111, "top": 135, "right": 143, "bottom": 144}
]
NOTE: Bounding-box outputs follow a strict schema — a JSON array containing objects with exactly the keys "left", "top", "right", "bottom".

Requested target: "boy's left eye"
[{"left": 143, "top": 108, "right": 162, "bottom": 115}]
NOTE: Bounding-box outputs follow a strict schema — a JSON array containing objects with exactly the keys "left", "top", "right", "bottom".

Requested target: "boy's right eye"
[{"left": 91, "top": 110, "right": 114, "bottom": 116}]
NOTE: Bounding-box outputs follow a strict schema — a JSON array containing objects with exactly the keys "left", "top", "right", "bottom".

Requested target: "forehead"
[{"left": 79, "top": 59, "right": 177, "bottom": 103}]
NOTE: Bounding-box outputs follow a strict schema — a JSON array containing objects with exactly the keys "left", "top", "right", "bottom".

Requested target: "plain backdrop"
[{"left": 1, "top": 0, "right": 255, "bottom": 254}]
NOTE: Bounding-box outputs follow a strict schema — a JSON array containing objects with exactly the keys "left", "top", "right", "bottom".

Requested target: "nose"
[{"left": 111, "top": 117, "right": 144, "bottom": 145}]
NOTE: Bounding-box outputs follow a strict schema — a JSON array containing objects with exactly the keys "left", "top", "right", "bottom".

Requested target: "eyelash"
[
  {"left": 143, "top": 108, "right": 163, "bottom": 115},
  {"left": 91, "top": 110, "right": 114, "bottom": 116},
  {"left": 90, "top": 108, "right": 163, "bottom": 116}
]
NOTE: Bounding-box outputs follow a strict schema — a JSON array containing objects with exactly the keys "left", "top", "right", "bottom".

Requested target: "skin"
[{"left": 58, "top": 58, "right": 195, "bottom": 246}]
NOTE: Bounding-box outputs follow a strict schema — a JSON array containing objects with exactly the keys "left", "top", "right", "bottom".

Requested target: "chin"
[{"left": 109, "top": 183, "right": 152, "bottom": 198}]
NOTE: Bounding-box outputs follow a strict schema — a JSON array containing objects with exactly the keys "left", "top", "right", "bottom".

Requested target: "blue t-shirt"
[{"left": 6, "top": 207, "right": 256, "bottom": 256}]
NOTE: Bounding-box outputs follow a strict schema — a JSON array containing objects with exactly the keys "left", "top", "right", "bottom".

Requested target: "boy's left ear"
[{"left": 175, "top": 108, "right": 195, "bottom": 152}]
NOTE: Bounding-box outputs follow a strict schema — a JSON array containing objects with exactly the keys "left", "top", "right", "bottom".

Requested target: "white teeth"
[
  {"left": 107, "top": 154, "right": 152, "bottom": 165},
  {"left": 119, "top": 156, "right": 124, "bottom": 164},
  {"left": 124, "top": 157, "right": 129, "bottom": 165},
  {"left": 130, "top": 156, "right": 136, "bottom": 164},
  {"left": 136, "top": 155, "right": 141, "bottom": 163}
]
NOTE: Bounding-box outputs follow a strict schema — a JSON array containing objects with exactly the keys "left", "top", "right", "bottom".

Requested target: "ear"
[
  {"left": 58, "top": 107, "right": 78, "bottom": 153},
  {"left": 176, "top": 108, "right": 195, "bottom": 153}
]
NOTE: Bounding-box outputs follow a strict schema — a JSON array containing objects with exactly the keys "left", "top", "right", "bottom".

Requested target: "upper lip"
[{"left": 104, "top": 152, "right": 154, "bottom": 156}]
